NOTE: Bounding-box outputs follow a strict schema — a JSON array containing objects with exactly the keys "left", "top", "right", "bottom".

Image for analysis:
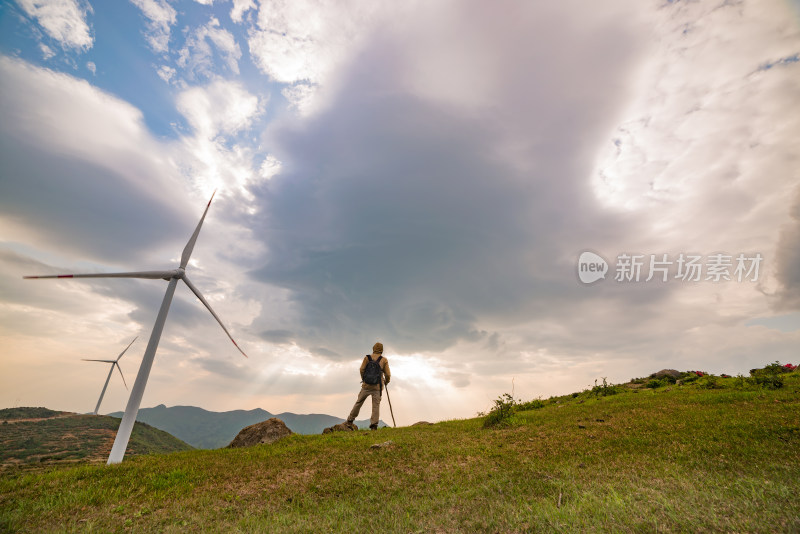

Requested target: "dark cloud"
[
  {"left": 248, "top": 2, "right": 653, "bottom": 358},
  {"left": 0, "top": 134, "right": 188, "bottom": 264},
  {"left": 259, "top": 329, "right": 295, "bottom": 344},
  {"left": 0, "top": 56, "right": 192, "bottom": 264}
]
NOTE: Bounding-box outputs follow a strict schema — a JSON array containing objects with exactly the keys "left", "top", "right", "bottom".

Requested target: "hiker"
[{"left": 346, "top": 342, "right": 391, "bottom": 430}]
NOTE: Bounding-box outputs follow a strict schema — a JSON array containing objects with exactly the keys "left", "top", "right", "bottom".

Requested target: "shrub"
[
  {"left": 697, "top": 375, "right": 722, "bottom": 389},
  {"left": 517, "top": 399, "right": 546, "bottom": 411},
  {"left": 482, "top": 393, "right": 519, "bottom": 428},
  {"left": 679, "top": 372, "right": 700, "bottom": 384},
  {"left": 646, "top": 378, "right": 670, "bottom": 389},
  {"left": 749, "top": 361, "right": 787, "bottom": 390},
  {"left": 591, "top": 377, "right": 622, "bottom": 396}
]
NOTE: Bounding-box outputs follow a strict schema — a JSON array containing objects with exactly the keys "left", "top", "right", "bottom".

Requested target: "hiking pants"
[{"left": 348, "top": 388, "right": 381, "bottom": 426}]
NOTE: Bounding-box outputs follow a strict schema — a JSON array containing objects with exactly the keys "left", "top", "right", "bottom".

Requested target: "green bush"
[
  {"left": 517, "top": 399, "right": 545, "bottom": 411},
  {"left": 749, "top": 362, "right": 786, "bottom": 390},
  {"left": 591, "top": 377, "right": 622, "bottom": 396},
  {"left": 646, "top": 378, "right": 669, "bottom": 389},
  {"left": 697, "top": 375, "right": 723, "bottom": 389},
  {"left": 679, "top": 372, "right": 700, "bottom": 384},
  {"left": 482, "top": 393, "right": 518, "bottom": 428}
]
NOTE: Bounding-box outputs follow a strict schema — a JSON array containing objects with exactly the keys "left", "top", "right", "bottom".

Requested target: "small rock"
[
  {"left": 322, "top": 421, "right": 358, "bottom": 434},
  {"left": 595, "top": 419, "right": 604, "bottom": 422},
  {"left": 578, "top": 424, "right": 586, "bottom": 429},
  {"left": 370, "top": 440, "right": 394, "bottom": 449}
]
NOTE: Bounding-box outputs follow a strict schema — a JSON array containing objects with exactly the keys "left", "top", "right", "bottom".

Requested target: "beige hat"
[{"left": 372, "top": 342, "right": 383, "bottom": 354}]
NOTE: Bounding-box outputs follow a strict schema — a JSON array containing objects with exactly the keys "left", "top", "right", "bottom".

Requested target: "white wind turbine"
[
  {"left": 84, "top": 337, "right": 136, "bottom": 415},
  {"left": 25, "top": 192, "right": 247, "bottom": 464}
]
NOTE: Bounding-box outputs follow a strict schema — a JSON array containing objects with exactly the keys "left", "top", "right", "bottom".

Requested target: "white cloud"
[
  {"left": 178, "top": 17, "right": 242, "bottom": 80},
  {"left": 281, "top": 82, "right": 316, "bottom": 115},
  {"left": 156, "top": 64, "right": 176, "bottom": 84},
  {"left": 175, "top": 80, "right": 265, "bottom": 196},
  {"left": 130, "top": 0, "right": 177, "bottom": 54},
  {"left": 247, "top": 0, "right": 386, "bottom": 85},
  {"left": 177, "top": 79, "right": 261, "bottom": 138},
  {"left": 230, "top": 0, "right": 255, "bottom": 23},
  {"left": 17, "top": 0, "right": 93, "bottom": 51},
  {"left": 39, "top": 43, "right": 55, "bottom": 60},
  {"left": 86, "top": 60, "right": 95, "bottom": 74}
]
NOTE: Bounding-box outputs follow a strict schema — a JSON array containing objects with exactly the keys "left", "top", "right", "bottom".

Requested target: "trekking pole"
[{"left": 383, "top": 379, "right": 397, "bottom": 428}]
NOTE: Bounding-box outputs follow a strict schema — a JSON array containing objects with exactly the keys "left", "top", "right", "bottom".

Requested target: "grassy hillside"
[
  {"left": 1, "top": 371, "right": 798, "bottom": 532},
  {"left": 0, "top": 411, "right": 193, "bottom": 468}
]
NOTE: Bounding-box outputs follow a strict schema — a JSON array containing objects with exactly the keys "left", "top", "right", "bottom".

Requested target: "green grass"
[{"left": 1, "top": 374, "right": 799, "bottom": 533}]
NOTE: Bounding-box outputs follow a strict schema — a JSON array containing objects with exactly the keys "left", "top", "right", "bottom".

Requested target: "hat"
[{"left": 372, "top": 342, "right": 383, "bottom": 354}]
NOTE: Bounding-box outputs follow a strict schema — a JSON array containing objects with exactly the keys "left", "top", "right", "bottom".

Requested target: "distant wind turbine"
[
  {"left": 24, "top": 192, "right": 247, "bottom": 464},
  {"left": 84, "top": 337, "right": 136, "bottom": 415}
]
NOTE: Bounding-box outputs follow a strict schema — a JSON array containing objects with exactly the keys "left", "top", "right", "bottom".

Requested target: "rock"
[
  {"left": 370, "top": 440, "right": 394, "bottom": 449},
  {"left": 412, "top": 421, "right": 433, "bottom": 426},
  {"left": 651, "top": 369, "right": 681, "bottom": 379},
  {"left": 228, "top": 418, "right": 292, "bottom": 448},
  {"left": 322, "top": 421, "right": 358, "bottom": 434}
]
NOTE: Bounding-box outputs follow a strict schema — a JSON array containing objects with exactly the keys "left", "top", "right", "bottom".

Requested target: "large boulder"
[
  {"left": 228, "top": 418, "right": 292, "bottom": 448},
  {"left": 322, "top": 421, "right": 358, "bottom": 434}
]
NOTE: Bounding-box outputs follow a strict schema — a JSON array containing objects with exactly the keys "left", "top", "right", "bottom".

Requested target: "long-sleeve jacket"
[{"left": 360, "top": 352, "right": 390, "bottom": 391}]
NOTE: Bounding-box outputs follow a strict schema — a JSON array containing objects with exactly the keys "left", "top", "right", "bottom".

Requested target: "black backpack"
[{"left": 363, "top": 355, "right": 383, "bottom": 385}]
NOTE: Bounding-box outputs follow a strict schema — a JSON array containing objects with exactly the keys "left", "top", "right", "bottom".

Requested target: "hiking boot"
[{"left": 369, "top": 424, "right": 378, "bottom": 430}]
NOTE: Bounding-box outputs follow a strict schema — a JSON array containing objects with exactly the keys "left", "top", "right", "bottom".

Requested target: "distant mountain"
[
  {"left": 0, "top": 407, "right": 192, "bottom": 467},
  {"left": 107, "top": 405, "right": 387, "bottom": 449}
]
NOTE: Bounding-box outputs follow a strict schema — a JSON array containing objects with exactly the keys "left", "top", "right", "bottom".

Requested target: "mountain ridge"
[{"left": 107, "top": 404, "right": 386, "bottom": 449}]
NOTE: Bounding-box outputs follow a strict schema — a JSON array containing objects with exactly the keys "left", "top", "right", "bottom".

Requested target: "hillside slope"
[
  {"left": 107, "top": 404, "right": 384, "bottom": 448},
  {"left": 0, "top": 408, "right": 193, "bottom": 468},
  {"left": 2, "top": 372, "right": 798, "bottom": 532}
]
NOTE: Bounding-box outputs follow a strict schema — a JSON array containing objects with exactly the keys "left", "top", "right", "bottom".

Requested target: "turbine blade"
[
  {"left": 25, "top": 270, "right": 176, "bottom": 280},
  {"left": 181, "top": 191, "right": 216, "bottom": 269},
  {"left": 115, "top": 336, "right": 138, "bottom": 362},
  {"left": 115, "top": 363, "right": 128, "bottom": 390},
  {"left": 82, "top": 359, "right": 117, "bottom": 363},
  {"left": 181, "top": 274, "right": 248, "bottom": 358}
]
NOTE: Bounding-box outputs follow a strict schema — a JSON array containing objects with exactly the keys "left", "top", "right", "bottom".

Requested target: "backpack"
[{"left": 363, "top": 355, "right": 383, "bottom": 385}]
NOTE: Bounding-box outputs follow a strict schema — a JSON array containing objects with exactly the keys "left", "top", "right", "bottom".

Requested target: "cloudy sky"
[{"left": 1, "top": 0, "right": 798, "bottom": 426}]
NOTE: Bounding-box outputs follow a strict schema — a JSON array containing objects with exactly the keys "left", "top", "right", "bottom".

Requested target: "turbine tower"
[
  {"left": 83, "top": 336, "right": 136, "bottom": 415},
  {"left": 25, "top": 192, "right": 247, "bottom": 464}
]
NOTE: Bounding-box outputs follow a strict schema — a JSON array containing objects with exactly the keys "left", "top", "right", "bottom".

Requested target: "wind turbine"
[
  {"left": 84, "top": 337, "right": 136, "bottom": 415},
  {"left": 24, "top": 192, "right": 247, "bottom": 464}
]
